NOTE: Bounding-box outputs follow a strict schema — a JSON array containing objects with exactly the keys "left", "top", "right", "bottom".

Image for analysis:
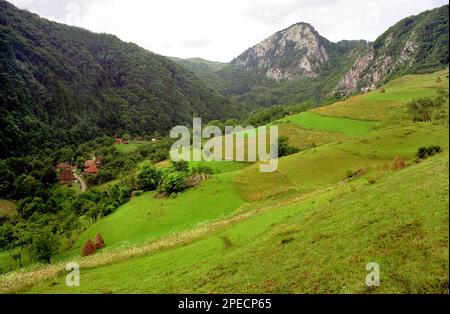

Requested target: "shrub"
[
  {"left": 191, "top": 164, "right": 214, "bottom": 175},
  {"left": 345, "top": 168, "right": 366, "bottom": 180},
  {"left": 407, "top": 90, "right": 447, "bottom": 122},
  {"left": 416, "top": 146, "right": 442, "bottom": 159},
  {"left": 95, "top": 170, "right": 115, "bottom": 185},
  {"left": 94, "top": 233, "right": 105, "bottom": 249},
  {"left": 170, "top": 160, "right": 189, "bottom": 173},
  {"left": 137, "top": 162, "right": 161, "bottom": 191},
  {"left": 392, "top": 156, "right": 406, "bottom": 171},
  {"left": 366, "top": 176, "right": 377, "bottom": 185},
  {"left": 380, "top": 88, "right": 386, "bottom": 93},
  {"left": 81, "top": 239, "right": 96, "bottom": 257},
  {"left": 158, "top": 170, "right": 187, "bottom": 195},
  {"left": 278, "top": 136, "right": 301, "bottom": 157},
  {"left": 29, "top": 229, "right": 59, "bottom": 264}
]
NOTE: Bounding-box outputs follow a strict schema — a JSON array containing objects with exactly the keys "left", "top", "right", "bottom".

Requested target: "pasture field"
[
  {"left": 1, "top": 69, "right": 448, "bottom": 294},
  {"left": 23, "top": 153, "right": 449, "bottom": 294},
  {"left": 278, "top": 112, "right": 379, "bottom": 136},
  {"left": 115, "top": 141, "right": 152, "bottom": 153},
  {"left": 313, "top": 69, "right": 449, "bottom": 121},
  {"left": 67, "top": 171, "right": 245, "bottom": 254},
  {"left": 235, "top": 123, "right": 449, "bottom": 202}
]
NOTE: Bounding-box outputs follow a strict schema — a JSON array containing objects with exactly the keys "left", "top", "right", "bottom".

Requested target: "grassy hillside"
[
  {"left": 315, "top": 69, "right": 449, "bottom": 121},
  {"left": 114, "top": 141, "right": 152, "bottom": 154},
  {"left": 1, "top": 69, "right": 448, "bottom": 294},
  {"left": 0, "top": 1, "right": 236, "bottom": 158},
  {"left": 66, "top": 171, "right": 245, "bottom": 254},
  {"left": 22, "top": 152, "right": 449, "bottom": 294},
  {"left": 278, "top": 112, "right": 378, "bottom": 136}
]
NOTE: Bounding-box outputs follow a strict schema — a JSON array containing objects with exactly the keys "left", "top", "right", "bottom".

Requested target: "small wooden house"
[
  {"left": 55, "top": 162, "right": 71, "bottom": 171},
  {"left": 59, "top": 170, "right": 75, "bottom": 185}
]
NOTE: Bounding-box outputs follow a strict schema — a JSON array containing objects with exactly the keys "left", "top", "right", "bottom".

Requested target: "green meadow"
[
  {"left": 1, "top": 69, "right": 448, "bottom": 294},
  {"left": 115, "top": 141, "right": 152, "bottom": 153},
  {"left": 25, "top": 153, "right": 449, "bottom": 294},
  {"left": 68, "top": 171, "right": 245, "bottom": 253},
  {"left": 278, "top": 112, "right": 379, "bottom": 136},
  {"left": 313, "top": 69, "right": 449, "bottom": 121}
]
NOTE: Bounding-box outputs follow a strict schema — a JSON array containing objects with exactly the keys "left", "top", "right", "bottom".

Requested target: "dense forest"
[{"left": 0, "top": 0, "right": 241, "bottom": 158}]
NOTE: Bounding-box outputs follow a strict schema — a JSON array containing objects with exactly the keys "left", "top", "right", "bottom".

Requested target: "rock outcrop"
[
  {"left": 231, "top": 23, "right": 332, "bottom": 81},
  {"left": 336, "top": 5, "right": 448, "bottom": 94}
]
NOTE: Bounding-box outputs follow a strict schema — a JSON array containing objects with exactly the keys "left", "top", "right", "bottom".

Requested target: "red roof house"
[
  {"left": 59, "top": 170, "right": 75, "bottom": 184},
  {"left": 55, "top": 162, "right": 71, "bottom": 171},
  {"left": 85, "top": 166, "right": 98, "bottom": 174},
  {"left": 84, "top": 160, "right": 96, "bottom": 168}
]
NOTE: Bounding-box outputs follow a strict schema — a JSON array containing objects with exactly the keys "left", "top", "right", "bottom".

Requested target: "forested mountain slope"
[
  {"left": 0, "top": 0, "right": 235, "bottom": 158},
  {"left": 337, "top": 4, "right": 449, "bottom": 93}
]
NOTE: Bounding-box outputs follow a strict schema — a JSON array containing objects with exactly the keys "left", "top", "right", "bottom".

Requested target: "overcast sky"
[{"left": 7, "top": 0, "right": 449, "bottom": 62}]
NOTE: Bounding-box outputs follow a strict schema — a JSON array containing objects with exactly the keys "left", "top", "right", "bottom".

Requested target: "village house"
[
  {"left": 84, "top": 157, "right": 100, "bottom": 174},
  {"left": 55, "top": 162, "right": 71, "bottom": 171},
  {"left": 59, "top": 169, "right": 75, "bottom": 185}
]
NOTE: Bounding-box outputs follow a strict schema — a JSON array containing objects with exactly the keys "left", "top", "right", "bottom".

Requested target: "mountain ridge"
[
  {"left": 336, "top": 4, "right": 449, "bottom": 93},
  {"left": 214, "top": 5, "right": 448, "bottom": 101},
  {"left": 0, "top": 0, "right": 237, "bottom": 157}
]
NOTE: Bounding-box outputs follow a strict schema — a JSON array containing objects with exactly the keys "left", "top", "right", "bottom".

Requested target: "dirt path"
[{"left": 72, "top": 171, "right": 86, "bottom": 193}]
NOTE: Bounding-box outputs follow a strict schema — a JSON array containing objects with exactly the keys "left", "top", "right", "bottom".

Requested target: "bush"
[
  {"left": 29, "top": 229, "right": 59, "bottom": 264},
  {"left": 94, "top": 233, "right": 105, "bottom": 249},
  {"left": 170, "top": 160, "right": 189, "bottom": 172},
  {"left": 416, "top": 146, "right": 442, "bottom": 159},
  {"left": 190, "top": 164, "right": 214, "bottom": 175},
  {"left": 95, "top": 170, "right": 115, "bottom": 185},
  {"left": 137, "top": 162, "right": 161, "bottom": 191},
  {"left": 158, "top": 170, "right": 187, "bottom": 195},
  {"left": 392, "top": 156, "right": 406, "bottom": 171},
  {"left": 380, "top": 88, "right": 386, "bottom": 93},
  {"left": 81, "top": 239, "right": 96, "bottom": 257},
  {"left": 278, "top": 136, "right": 301, "bottom": 157},
  {"left": 407, "top": 90, "right": 447, "bottom": 122},
  {"left": 366, "top": 176, "right": 377, "bottom": 185},
  {"left": 345, "top": 168, "right": 366, "bottom": 180}
]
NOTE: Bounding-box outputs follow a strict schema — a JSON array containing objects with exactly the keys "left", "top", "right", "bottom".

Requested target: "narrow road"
[{"left": 73, "top": 171, "right": 87, "bottom": 193}]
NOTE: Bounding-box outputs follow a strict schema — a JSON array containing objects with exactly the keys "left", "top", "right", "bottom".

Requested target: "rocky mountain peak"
[{"left": 231, "top": 22, "right": 330, "bottom": 81}]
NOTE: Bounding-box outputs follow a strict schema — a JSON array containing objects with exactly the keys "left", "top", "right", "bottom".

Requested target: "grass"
[
  {"left": 1, "top": 69, "right": 448, "bottom": 294},
  {"left": 0, "top": 249, "right": 29, "bottom": 275},
  {"left": 313, "top": 69, "right": 449, "bottom": 121},
  {"left": 235, "top": 123, "right": 448, "bottom": 202},
  {"left": 95, "top": 179, "right": 121, "bottom": 192},
  {"left": 278, "top": 112, "right": 379, "bottom": 136},
  {"left": 277, "top": 123, "right": 350, "bottom": 149},
  {"left": 188, "top": 160, "right": 249, "bottom": 174},
  {"left": 65, "top": 171, "right": 245, "bottom": 255},
  {"left": 163, "top": 147, "right": 252, "bottom": 174},
  {"left": 22, "top": 152, "right": 449, "bottom": 294},
  {"left": 0, "top": 199, "right": 16, "bottom": 218},
  {"left": 115, "top": 141, "right": 151, "bottom": 153}
]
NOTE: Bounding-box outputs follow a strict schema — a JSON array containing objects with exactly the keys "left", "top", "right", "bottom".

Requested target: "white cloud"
[{"left": 7, "top": 0, "right": 449, "bottom": 62}]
